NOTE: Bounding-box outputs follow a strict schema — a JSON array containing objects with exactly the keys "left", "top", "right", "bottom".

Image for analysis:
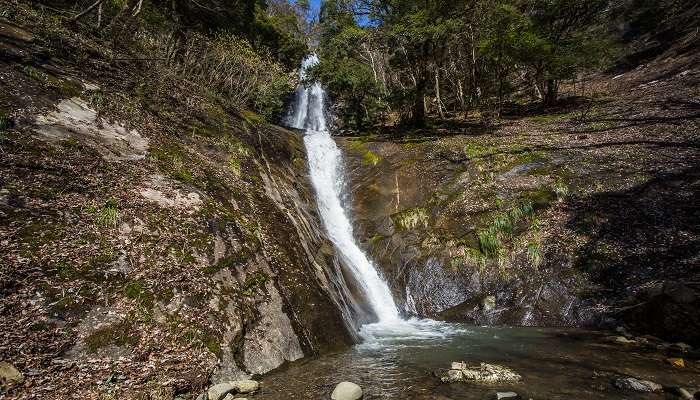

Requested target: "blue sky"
[{"left": 289, "top": 0, "right": 322, "bottom": 20}]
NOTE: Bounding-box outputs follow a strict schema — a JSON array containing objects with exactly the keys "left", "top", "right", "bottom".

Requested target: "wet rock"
[
  {"left": 444, "top": 362, "right": 521, "bottom": 384},
  {"left": 208, "top": 383, "right": 235, "bottom": 400},
  {"left": 495, "top": 392, "right": 521, "bottom": 400},
  {"left": 613, "top": 336, "right": 635, "bottom": 344},
  {"left": 675, "top": 343, "right": 693, "bottom": 352},
  {"left": 231, "top": 379, "right": 259, "bottom": 393},
  {"left": 331, "top": 381, "right": 363, "bottom": 400},
  {"left": 443, "top": 369, "right": 463, "bottom": 383},
  {"left": 667, "top": 358, "right": 685, "bottom": 368},
  {"left": 0, "top": 362, "right": 24, "bottom": 389},
  {"left": 669, "top": 387, "right": 695, "bottom": 400},
  {"left": 614, "top": 377, "right": 662, "bottom": 392}
]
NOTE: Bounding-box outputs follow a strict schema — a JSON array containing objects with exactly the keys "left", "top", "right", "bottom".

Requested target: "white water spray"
[
  {"left": 288, "top": 55, "right": 457, "bottom": 340},
  {"left": 288, "top": 55, "right": 402, "bottom": 324}
]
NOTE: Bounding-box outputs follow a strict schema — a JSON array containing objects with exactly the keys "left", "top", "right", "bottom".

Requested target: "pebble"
[{"left": 495, "top": 392, "right": 521, "bottom": 399}]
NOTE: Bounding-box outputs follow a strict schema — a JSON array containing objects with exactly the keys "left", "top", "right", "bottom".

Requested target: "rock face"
[
  {"left": 339, "top": 138, "right": 588, "bottom": 327},
  {"left": 1, "top": 25, "right": 366, "bottom": 397},
  {"left": 614, "top": 377, "right": 663, "bottom": 392},
  {"left": 331, "top": 381, "right": 363, "bottom": 400},
  {"left": 443, "top": 362, "right": 522, "bottom": 384}
]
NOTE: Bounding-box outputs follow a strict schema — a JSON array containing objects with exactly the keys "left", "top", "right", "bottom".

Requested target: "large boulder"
[{"left": 331, "top": 381, "right": 363, "bottom": 400}]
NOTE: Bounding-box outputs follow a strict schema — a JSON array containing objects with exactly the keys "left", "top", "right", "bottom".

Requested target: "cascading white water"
[
  {"left": 289, "top": 55, "right": 458, "bottom": 340},
  {"left": 288, "top": 55, "right": 402, "bottom": 324}
]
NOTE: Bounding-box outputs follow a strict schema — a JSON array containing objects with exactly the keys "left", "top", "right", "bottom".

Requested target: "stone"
[
  {"left": 451, "top": 362, "right": 467, "bottom": 370},
  {"left": 445, "top": 363, "right": 521, "bottom": 384},
  {"left": 223, "top": 395, "right": 235, "bottom": 400},
  {"left": 331, "top": 381, "right": 363, "bottom": 400},
  {"left": 208, "top": 383, "right": 235, "bottom": 400},
  {"left": 675, "top": 343, "right": 692, "bottom": 352},
  {"left": 443, "top": 369, "right": 463, "bottom": 383},
  {"left": 231, "top": 379, "right": 259, "bottom": 393},
  {"left": 195, "top": 393, "right": 208, "bottom": 400},
  {"left": 0, "top": 362, "right": 24, "bottom": 388},
  {"left": 614, "top": 336, "right": 635, "bottom": 344},
  {"left": 495, "top": 392, "right": 521, "bottom": 400},
  {"left": 482, "top": 296, "right": 497, "bottom": 312},
  {"left": 614, "top": 377, "right": 662, "bottom": 392},
  {"left": 672, "top": 387, "right": 694, "bottom": 400},
  {"left": 667, "top": 358, "right": 685, "bottom": 368}
]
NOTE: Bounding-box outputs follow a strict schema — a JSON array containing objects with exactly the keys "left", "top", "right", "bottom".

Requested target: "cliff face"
[
  {"left": 340, "top": 43, "right": 700, "bottom": 341},
  {"left": 0, "top": 17, "right": 358, "bottom": 398}
]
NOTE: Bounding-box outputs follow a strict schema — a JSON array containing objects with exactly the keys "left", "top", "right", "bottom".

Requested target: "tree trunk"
[
  {"left": 435, "top": 67, "right": 445, "bottom": 119},
  {"left": 544, "top": 79, "right": 559, "bottom": 105},
  {"left": 413, "top": 76, "right": 427, "bottom": 127}
]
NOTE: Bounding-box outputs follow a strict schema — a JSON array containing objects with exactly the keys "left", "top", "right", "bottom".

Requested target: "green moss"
[
  {"left": 203, "top": 246, "right": 257, "bottom": 275},
  {"left": 349, "top": 140, "right": 382, "bottom": 166},
  {"left": 125, "top": 281, "right": 147, "bottom": 299},
  {"left": 242, "top": 272, "right": 268, "bottom": 296},
  {"left": 241, "top": 109, "right": 265, "bottom": 125},
  {"left": 527, "top": 113, "right": 571, "bottom": 123},
  {"left": 150, "top": 144, "right": 198, "bottom": 184},
  {"left": 84, "top": 318, "right": 139, "bottom": 353}
]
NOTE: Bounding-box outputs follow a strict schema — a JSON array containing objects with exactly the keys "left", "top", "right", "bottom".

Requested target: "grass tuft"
[{"left": 97, "top": 198, "right": 119, "bottom": 228}]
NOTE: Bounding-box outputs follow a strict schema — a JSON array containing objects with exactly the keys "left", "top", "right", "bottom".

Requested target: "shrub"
[{"left": 168, "top": 32, "right": 292, "bottom": 118}]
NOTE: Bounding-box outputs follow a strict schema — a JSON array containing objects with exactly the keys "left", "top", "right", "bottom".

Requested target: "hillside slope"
[{"left": 0, "top": 8, "right": 360, "bottom": 399}]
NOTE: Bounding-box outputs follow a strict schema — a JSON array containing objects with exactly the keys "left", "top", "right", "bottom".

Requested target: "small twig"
[{"left": 72, "top": 0, "right": 105, "bottom": 21}]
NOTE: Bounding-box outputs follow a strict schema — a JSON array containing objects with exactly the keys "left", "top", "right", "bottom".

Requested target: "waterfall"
[{"left": 288, "top": 55, "right": 402, "bottom": 324}]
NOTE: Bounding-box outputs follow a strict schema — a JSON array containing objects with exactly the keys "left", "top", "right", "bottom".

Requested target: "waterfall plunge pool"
[{"left": 255, "top": 325, "right": 698, "bottom": 399}]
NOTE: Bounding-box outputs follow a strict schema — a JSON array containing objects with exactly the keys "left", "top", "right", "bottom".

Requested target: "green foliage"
[
  {"left": 97, "top": 198, "right": 119, "bottom": 228},
  {"left": 393, "top": 207, "right": 429, "bottom": 230},
  {"left": 553, "top": 179, "right": 569, "bottom": 201},
  {"left": 0, "top": 110, "right": 12, "bottom": 131},
  {"left": 172, "top": 32, "right": 293, "bottom": 118},
  {"left": 478, "top": 199, "right": 535, "bottom": 256},
  {"left": 527, "top": 241, "right": 542, "bottom": 267}
]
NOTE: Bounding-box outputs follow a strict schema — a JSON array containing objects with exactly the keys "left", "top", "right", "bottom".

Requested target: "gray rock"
[
  {"left": 482, "top": 296, "right": 497, "bottom": 312},
  {"left": 495, "top": 392, "right": 521, "bottom": 400},
  {"left": 223, "top": 395, "right": 235, "bottom": 400},
  {"left": 331, "top": 381, "right": 363, "bottom": 400},
  {"left": 0, "top": 362, "right": 24, "bottom": 388},
  {"left": 195, "top": 393, "right": 208, "bottom": 400},
  {"left": 231, "top": 379, "right": 259, "bottom": 394},
  {"left": 208, "top": 383, "right": 235, "bottom": 400},
  {"left": 444, "top": 363, "right": 521, "bottom": 384},
  {"left": 442, "top": 369, "right": 463, "bottom": 383},
  {"left": 614, "top": 377, "right": 662, "bottom": 392}
]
